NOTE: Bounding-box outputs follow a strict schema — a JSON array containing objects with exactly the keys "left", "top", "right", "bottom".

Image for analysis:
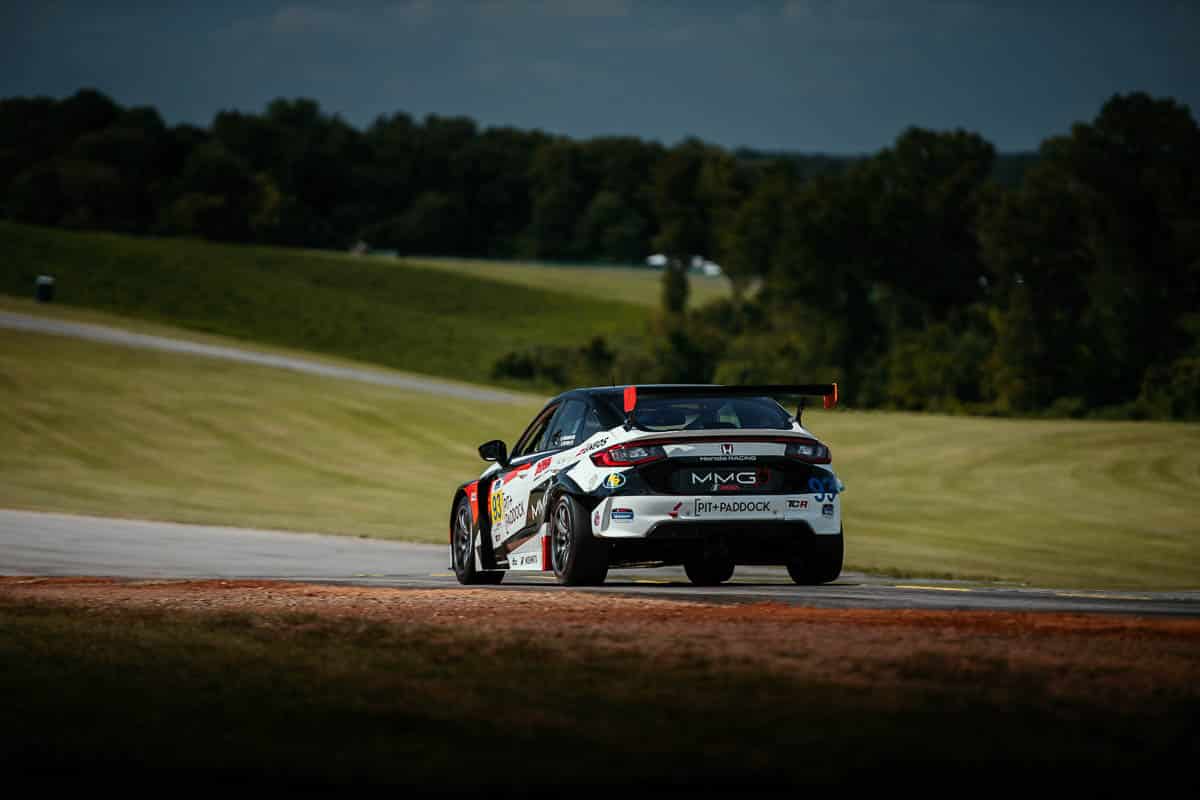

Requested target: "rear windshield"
[{"left": 620, "top": 396, "right": 793, "bottom": 431}]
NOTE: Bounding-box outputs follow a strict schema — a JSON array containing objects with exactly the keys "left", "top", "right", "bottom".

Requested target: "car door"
[
  {"left": 521, "top": 398, "right": 590, "bottom": 534},
  {"left": 487, "top": 401, "right": 560, "bottom": 550},
  {"left": 489, "top": 399, "right": 590, "bottom": 554}
]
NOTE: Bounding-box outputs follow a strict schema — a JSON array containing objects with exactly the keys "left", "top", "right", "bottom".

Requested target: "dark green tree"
[
  {"left": 661, "top": 259, "right": 689, "bottom": 314},
  {"left": 980, "top": 93, "right": 1200, "bottom": 411}
]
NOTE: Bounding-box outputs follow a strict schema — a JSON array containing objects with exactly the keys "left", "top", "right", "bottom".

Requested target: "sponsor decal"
[
  {"left": 511, "top": 552, "right": 540, "bottom": 568},
  {"left": 822, "top": 503, "right": 835, "bottom": 518},
  {"left": 667, "top": 501, "right": 683, "bottom": 518},
  {"left": 698, "top": 455, "right": 757, "bottom": 462},
  {"left": 694, "top": 499, "right": 772, "bottom": 516},
  {"left": 534, "top": 456, "right": 553, "bottom": 477},
  {"left": 575, "top": 437, "right": 609, "bottom": 457},
  {"left": 526, "top": 488, "right": 548, "bottom": 527},
  {"left": 492, "top": 484, "right": 531, "bottom": 531},
  {"left": 787, "top": 499, "right": 809, "bottom": 510},
  {"left": 611, "top": 508, "right": 634, "bottom": 521},
  {"left": 604, "top": 473, "right": 626, "bottom": 489},
  {"left": 721, "top": 443, "right": 734, "bottom": 455},
  {"left": 559, "top": 434, "right": 576, "bottom": 446},
  {"left": 808, "top": 476, "right": 839, "bottom": 502},
  {"left": 504, "top": 500, "right": 526, "bottom": 527}
]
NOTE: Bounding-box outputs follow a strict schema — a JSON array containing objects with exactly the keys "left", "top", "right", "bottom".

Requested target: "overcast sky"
[{"left": 3, "top": 1, "right": 1197, "bottom": 154}]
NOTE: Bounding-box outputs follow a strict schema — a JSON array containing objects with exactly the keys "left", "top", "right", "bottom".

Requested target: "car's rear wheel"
[
  {"left": 551, "top": 495, "right": 608, "bottom": 586},
  {"left": 452, "top": 496, "right": 504, "bottom": 585},
  {"left": 684, "top": 555, "right": 735, "bottom": 586},
  {"left": 786, "top": 528, "right": 843, "bottom": 585}
]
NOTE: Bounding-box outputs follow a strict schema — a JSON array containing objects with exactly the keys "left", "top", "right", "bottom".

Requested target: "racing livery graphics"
[{"left": 448, "top": 384, "right": 844, "bottom": 587}]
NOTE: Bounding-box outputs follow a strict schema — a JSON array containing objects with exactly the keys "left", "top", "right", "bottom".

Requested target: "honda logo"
[{"left": 721, "top": 443, "right": 734, "bottom": 455}]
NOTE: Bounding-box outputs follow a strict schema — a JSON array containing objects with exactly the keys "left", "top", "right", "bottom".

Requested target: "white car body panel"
[{"left": 477, "top": 422, "right": 841, "bottom": 557}]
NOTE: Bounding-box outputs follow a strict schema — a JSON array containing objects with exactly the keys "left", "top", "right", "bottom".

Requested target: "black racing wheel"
[
  {"left": 550, "top": 495, "right": 609, "bottom": 586},
  {"left": 451, "top": 496, "right": 503, "bottom": 585}
]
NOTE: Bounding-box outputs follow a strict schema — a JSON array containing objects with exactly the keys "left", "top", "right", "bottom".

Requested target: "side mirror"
[{"left": 478, "top": 439, "right": 510, "bottom": 468}]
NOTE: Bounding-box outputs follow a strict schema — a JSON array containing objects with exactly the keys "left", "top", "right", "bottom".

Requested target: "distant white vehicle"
[{"left": 645, "top": 253, "right": 721, "bottom": 276}]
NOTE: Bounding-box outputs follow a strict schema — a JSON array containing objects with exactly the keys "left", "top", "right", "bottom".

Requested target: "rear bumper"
[{"left": 590, "top": 493, "right": 841, "bottom": 538}]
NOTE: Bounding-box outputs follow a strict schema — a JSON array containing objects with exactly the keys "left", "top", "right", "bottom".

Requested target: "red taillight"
[
  {"left": 785, "top": 439, "right": 832, "bottom": 464},
  {"left": 591, "top": 444, "right": 667, "bottom": 467}
]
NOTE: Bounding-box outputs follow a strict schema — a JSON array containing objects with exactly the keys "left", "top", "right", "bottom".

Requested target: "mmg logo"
[
  {"left": 526, "top": 491, "right": 547, "bottom": 526},
  {"left": 691, "top": 471, "right": 758, "bottom": 486}
]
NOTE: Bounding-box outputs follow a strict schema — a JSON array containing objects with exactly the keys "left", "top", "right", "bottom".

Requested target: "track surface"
[
  {"left": 0, "top": 310, "right": 524, "bottom": 403},
  {"left": 4, "top": 311, "right": 1197, "bottom": 616},
  {"left": 3, "top": 510, "right": 1197, "bottom": 617}
]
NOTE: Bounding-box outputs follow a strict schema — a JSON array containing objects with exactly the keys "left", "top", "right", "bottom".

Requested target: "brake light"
[
  {"left": 591, "top": 444, "right": 667, "bottom": 467},
  {"left": 785, "top": 440, "right": 831, "bottom": 463}
]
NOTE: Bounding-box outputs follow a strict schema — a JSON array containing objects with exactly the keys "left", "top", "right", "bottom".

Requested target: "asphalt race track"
[
  {"left": 3, "top": 313, "right": 1197, "bottom": 618},
  {"left": 3, "top": 509, "right": 1197, "bottom": 617}
]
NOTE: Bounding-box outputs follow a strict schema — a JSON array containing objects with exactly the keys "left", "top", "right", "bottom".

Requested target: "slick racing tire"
[
  {"left": 786, "top": 528, "right": 843, "bottom": 585},
  {"left": 684, "top": 555, "right": 735, "bottom": 586},
  {"left": 550, "top": 495, "right": 608, "bottom": 586},
  {"left": 451, "top": 496, "right": 504, "bottom": 585}
]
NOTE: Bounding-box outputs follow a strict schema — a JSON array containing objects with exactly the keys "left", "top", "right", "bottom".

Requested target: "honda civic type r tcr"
[{"left": 448, "top": 384, "right": 843, "bottom": 586}]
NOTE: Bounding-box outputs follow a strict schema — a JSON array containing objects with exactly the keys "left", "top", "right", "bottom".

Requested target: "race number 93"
[{"left": 490, "top": 491, "right": 504, "bottom": 524}]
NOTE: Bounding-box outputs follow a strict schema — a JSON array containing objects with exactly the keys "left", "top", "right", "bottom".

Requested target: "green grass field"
[
  {"left": 405, "top": 255, "right": 732, "bottom": 309},
  {"left": 0, "top": 326, "right": 538, "bottom": 540},
  {"left": 0, "top": 221, "right": 650, "bottom": 388},
  {"left": 2, "top": 309, "right": 1198, "bottom": 588}
]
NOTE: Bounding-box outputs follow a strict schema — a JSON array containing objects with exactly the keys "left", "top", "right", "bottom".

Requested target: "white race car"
[{"left": 449, "top": 384, "right": 843, "bottom": 586}]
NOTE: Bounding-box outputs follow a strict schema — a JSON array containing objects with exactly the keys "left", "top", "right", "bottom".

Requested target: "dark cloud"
[{"left": 2, "top": 1, "right": 1196, "bottom": 153}]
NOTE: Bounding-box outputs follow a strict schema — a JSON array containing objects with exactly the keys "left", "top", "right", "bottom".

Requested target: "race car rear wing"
[{"left": 622, "top": 383, "right": 839, "bottom": 429}]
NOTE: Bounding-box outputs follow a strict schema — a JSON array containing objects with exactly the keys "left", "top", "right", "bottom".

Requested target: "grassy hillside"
[
  {"left": 405, "top": 255, "right": 732, "bottom": 309},
  {"left": 2, "top": 311, "right": 1198, "bottom": 588},
  {"left": 0, "top": 326, "right": 538, "bottom": 541},
  {"left": 0, "top": 221, "right": 648, "bottom": 387}
]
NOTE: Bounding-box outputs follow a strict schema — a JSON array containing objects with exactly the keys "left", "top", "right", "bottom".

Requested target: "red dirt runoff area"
[{"left": 3, "top": 576, "right": 1197, "bottom": 713}]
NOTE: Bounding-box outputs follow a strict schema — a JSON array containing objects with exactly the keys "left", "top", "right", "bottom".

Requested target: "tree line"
[{"left": 1, "top": 89, "right": 1196, "bottom": 419}]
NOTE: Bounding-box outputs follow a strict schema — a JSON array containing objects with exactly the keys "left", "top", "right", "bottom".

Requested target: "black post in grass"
[{"left": 35, "top": 275, "right": 55, "bottom": 303}]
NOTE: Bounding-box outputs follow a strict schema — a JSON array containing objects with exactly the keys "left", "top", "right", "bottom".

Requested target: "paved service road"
[
  {"left": 3, "top": 510, "right": 1198, "bottom": 617},
  {"left": 0, "top": 310, "right": 525, "bottom": 404}
]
